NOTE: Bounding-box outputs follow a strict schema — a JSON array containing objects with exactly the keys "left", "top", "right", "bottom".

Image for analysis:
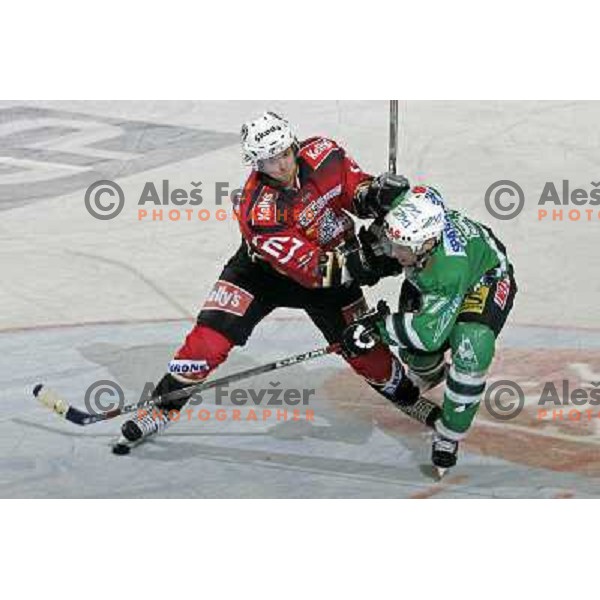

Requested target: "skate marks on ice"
[
  {"left": 0, "top": 321, "right": 460, "bottom": 497},
  {"left": 2, "top": 320, "right": 600, "bottom": 497},
  {"left": 0, "top": 321, "right": 413, "bottom": 497},
  {"left": 455, "top": 326, "right": 600, "bottom": 478},
  {"left": 313, "top": 355, "right": 600, "bottom": 498}
]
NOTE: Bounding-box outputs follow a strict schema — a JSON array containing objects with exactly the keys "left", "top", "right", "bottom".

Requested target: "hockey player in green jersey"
[{"left": 342, "top": 184, "right": 517, "bottom": 476}]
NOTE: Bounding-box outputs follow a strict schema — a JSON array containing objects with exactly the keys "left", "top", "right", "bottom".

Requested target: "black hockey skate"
[
  {"left": 431, "top": 432, "right": 459, "bottom": 479},
  {"left": 122, "top": 373, "right": 194, "bottom": 443},
  {"left": 112, "top": 410, "right": 171, "bottom": 455},
  {"left": 112, "top": 374, "right": 194, "bottom": 455},
  {"left": 121, "top": 409, "right": 170, "bottom": 443},
  {"left": 372, "top": 373, "right": 441, "bottom": 428}
]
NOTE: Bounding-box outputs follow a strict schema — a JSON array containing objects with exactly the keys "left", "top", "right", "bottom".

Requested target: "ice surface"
[{"left": 0, "top": 101, "right": 599, "bottom": 497}]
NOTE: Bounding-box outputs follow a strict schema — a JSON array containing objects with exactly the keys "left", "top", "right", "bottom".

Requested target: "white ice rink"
[{"left": 1, "top": 101, "right": 599, "bottom": 497}]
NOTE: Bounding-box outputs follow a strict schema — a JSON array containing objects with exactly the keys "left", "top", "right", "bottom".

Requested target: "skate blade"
[
  {"left": 418, "top": 463, "right": 450, "bottom": 481},
  {"left": 434, "top": 466, "right": 448, "bottom": 480}
]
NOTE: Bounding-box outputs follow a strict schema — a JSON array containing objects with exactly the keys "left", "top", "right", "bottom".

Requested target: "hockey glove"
[
  {"left": 341, "top": 300, "right": 392, "bottom": 357},
  {"left": 357, "top": 225, "right": 403, "bottom": 280},
  {"left": 338, "top": 235, "right": 381, "bottom": 287},
  {"left": 353, "top": 173, "right": 410, "bottom": 219}
]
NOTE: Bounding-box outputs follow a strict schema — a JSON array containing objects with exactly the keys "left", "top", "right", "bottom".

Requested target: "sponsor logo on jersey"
[
  {"left": 460, "top": 286, "right": 490, "bottom": 315},
  {"left": 442, "top": 218, "right": 467, "bottom": 256},
  {"left": 168, "top": 359, "right": 209, "bottom": 376},
  {"left": 252, "top": 189, "right": 277, "bottom": 226},
  {"left": 297, "top": 184, "right": 342, "bottom": 227},
  {"left": 317, "top": 208, "right": 351, "bottom": 246},
  {"left": 203, "top": 280, "right": 254, "bottom": 317},
  {"left": 493, "top": 277, "right": 511, "bottom": 310},
  {"left": 302, "top": 138, "right": 335, "bottom": 169}
]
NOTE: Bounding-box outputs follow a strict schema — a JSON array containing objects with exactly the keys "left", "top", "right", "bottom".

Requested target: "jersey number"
[{"left": 260, "top": 236, "right": 304, "bottom": 264}]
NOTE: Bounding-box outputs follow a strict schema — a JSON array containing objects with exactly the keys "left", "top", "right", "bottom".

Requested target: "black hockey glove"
[
  {"left": 341, "top": 300, "right": 391, "bottom": 358},
  {"left": 353, "top": 173, "right": 410, "bottom": 219},
  {"left": 335, "top": 226, "right": 403, "bottom": 288},
  {"left": 357, "top": 224, "right": 403, "bottom": 280},
  {"left": 338, "top": 235, "right": 381, "bottom": 287}
]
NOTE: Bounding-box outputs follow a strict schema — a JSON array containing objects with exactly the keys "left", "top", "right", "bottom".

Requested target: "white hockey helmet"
[
  {"left": 241, "top": 111, "right": 297, "bottom": 166},
  {"left": 383, "top": 186, "right": 446, "bottom": 254}
]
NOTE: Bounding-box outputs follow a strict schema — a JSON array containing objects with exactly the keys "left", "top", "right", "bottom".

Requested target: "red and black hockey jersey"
[{"left": 236, "top": 137, "right": 372, "bottom": 288}]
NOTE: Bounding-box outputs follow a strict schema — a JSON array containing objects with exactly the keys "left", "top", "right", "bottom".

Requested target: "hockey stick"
[
  {"left": 33, "top": 343, "right": 341, "bottom": 426},
  {"left": 388, "top": 100, "right": 399, "bottom": 174}
]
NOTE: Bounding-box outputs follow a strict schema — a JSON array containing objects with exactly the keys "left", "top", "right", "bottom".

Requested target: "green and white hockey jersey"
[{"left": 386, "top": 209, "right": 512, "bottom": 353}]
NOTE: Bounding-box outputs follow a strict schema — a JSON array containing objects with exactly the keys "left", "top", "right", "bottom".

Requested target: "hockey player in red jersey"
[{"left": 120, "top": 111, "right": 426, "bottom": 444}]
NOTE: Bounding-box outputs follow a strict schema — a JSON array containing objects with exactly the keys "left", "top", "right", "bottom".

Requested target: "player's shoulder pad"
[
  {"left": 247, "top": 183, "right": 289, "bottom": 232},
  {"left": 298, "top": 137, "right": 343, "bottom": 171},
  {"left": 420, "top": 250, "right": 469, "bottom": 296}
]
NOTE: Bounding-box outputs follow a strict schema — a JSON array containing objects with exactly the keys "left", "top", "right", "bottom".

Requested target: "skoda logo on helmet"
[{"left": 255, "top": 124, "right": 282, "bottom": 142}]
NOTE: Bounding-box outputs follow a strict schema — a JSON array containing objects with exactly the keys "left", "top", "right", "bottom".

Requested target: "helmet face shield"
[
  {"left": 379, "top": 235, "right": 393, "bottom": 256},
  {"left": 256, "top": 146, "right": 297, "bottom": 183},
  {"left": 378, "top": 234, "right": 416, "bottom": 266},
  {"left": 388, "top": 241, "right": 415, "bottom": 259},
  {"left": 384, "top": 237, "right": 435, "bottom": 267}
]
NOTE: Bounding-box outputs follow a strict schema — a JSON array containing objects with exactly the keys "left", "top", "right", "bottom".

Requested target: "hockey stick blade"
[{"left": 33, "top": 384, "right": 122, "bottom": 426}]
